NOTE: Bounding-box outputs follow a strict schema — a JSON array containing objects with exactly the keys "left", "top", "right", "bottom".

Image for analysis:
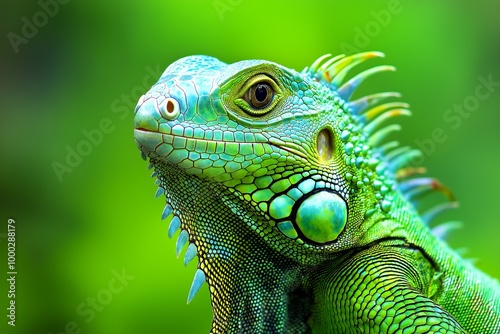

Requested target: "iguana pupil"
[
  {"left": 255, "top": 84, "right": 268, "bottom": 101},
  {"left": 166, "top": 99, "right": 175, "bottom": 113},
  {"left": 250, "top": 82, "right": 272, "bottom": 108}
]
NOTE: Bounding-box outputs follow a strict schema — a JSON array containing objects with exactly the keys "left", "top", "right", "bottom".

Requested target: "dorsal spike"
[
  {"left": 161, "top": 204, "right": 173, "bottom": 220},
  {"left": 362, "top": 102, "right": 410, "bottom": 122},
  {"left": 422, "top": 201, "right": 459, "bottom": 224},
  {"left": 390, "top": 149, "right": 423, "bottom": 172},
  {"left": 176, "top": 230, "right": 189, "bottom": 258},
  {"left": 154, "top": 187, "right": 165, "bottom": 198},
  {"left": 396, "top": 167, "right": 427, "bottom": 180},
  {"left": 184, "top": 243, "right": 198, "bottom": 266},
  {"left": 330, "top": 58, "right": 366, "bottom": 87},
  {"left": 319, "top": 54, "right": 346, "bottom": 81},
  {"left": 338, "top": 65, "right": 396, "bottom": 101},
  {"left": 377, "top": 140, "right": 400, "bottom": 156},
  {"left": 147, "top": 162, "right": 154, "bottom": 170},
  {"left": 348, "top": 92, "right": 402, "bottom": 114},
  {"left": 432, "top": 221, "right": 462, "bottom": 239},
  {"left": 328, "top": 51, "right": 384, "bottom": 87},
  {"left": 385, "top": 146, "right": 412, "bottom": 162},
  {"left": 308, "top": 53, "right": 332, "bottom": 73},
  {"left": 187, "top": 269, "right": 206, "bottom": 304},
  {"left": 167, "top": 216, "right": 181, "bottom": 238},
  {"left": 319, "top": 54, "right": 345, "bottom": 72},
  {"left": 399, "top": 177, "right": 435, "bottom": 192},
  {"left": 369, "top": 124, "right": 401, "bottom": 147},
  {"left": 399, "top": 178, "right": 455, "bottom": 201},
  {"left": 364, "top": 109, "right": 411, "bottom": 135}
]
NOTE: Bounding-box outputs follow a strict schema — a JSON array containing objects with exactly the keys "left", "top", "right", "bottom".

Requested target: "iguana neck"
[{"left": 153, "top": 159, "right": 312, "bottom": 332}]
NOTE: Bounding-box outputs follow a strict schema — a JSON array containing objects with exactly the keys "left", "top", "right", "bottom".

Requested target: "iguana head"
[{"left": 134, "top": 52, "right": 415, "bottom": 301}]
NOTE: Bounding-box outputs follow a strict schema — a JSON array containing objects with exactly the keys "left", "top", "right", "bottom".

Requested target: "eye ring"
[
  {"left": 244, "top": 82, "right": 274, "bottom": 109},
  {"left": 235, "top": 74, "right": 282, "bottom": 116},
  {"left": 159, "top": 97, "right": 180, "bottom": 120}
]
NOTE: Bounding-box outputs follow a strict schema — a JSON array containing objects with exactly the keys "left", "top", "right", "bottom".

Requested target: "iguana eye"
[
  {"left": 244, "top": 82, "right": 274, "bottom": 109},
  {"left": 234, "top": 74, "right": 283, "bottom": 117},
  {"left": 233, "top": 74, "right": 282, "bottom": 116}
]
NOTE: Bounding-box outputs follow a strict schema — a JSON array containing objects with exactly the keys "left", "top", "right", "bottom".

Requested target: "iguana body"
[{"left": 133, "top": 52, "right": 500, "bottom": 333}]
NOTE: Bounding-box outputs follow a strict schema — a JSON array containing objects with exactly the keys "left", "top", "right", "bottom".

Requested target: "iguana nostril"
[{"left": 317, "top": 128, "right": 334, "bottom": 162}]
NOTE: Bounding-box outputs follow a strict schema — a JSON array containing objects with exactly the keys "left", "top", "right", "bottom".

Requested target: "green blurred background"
[{"left": 1, "top": 0, "right": 499, "bottom": 333}]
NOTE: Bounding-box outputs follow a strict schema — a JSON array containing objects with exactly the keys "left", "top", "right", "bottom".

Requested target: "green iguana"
[{"left": 133, "top": 52, "right": 500, "bottom": 333}]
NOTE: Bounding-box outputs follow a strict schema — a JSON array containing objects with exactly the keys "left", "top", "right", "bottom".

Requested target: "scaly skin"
[{"left": 133, "top": 52, "right": 500, "bottom": 333}]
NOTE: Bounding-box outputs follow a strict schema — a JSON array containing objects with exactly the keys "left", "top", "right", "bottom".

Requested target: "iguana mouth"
[
  {"left": 135, "top": 127, "right": 156, "bottom": 133},
  {"left": 135, "top": 126, "right": 311, "bottom": 172}
]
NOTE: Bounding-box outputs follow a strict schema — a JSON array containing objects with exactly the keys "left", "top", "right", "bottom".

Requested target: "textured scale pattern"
[
  {"left": 134, "top": 52, "right": 500, "bottom": 333},
  {"left": 312, "top": 241, "right": 463, "bottom": 333}
]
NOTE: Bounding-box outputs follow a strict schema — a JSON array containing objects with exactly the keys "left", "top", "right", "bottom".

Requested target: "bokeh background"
[{"left": 1, "top": 0, "right": 499, "bottom": 333}]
